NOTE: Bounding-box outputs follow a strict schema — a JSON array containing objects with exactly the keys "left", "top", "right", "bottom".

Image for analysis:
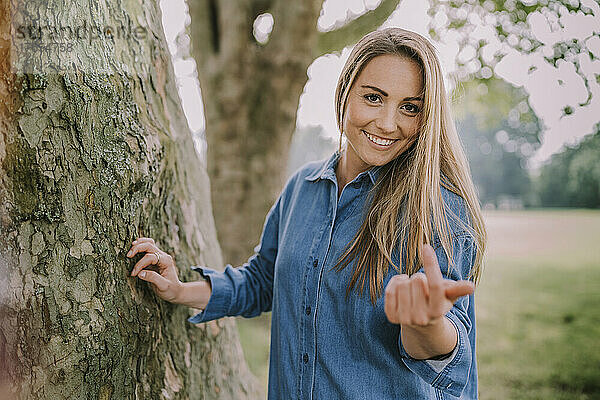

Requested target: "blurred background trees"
[
  {"left": 429, "top": 0, "right": 599, "bottom": 208},
  {"left": 453, "top": 77, "right": 543, "bottom": 208},
  {"left": 537, "top": 124, "right": 600, "bottom": 208}
]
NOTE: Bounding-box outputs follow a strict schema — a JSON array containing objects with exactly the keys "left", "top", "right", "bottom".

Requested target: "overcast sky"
[{"left": 161, "top": 0, "right": 600, "bottom": 167}]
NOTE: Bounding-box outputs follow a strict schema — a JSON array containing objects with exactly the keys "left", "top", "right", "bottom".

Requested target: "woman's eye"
[
  {"left": 401, "top": 103, "right": 420, "bottom": 114},
  {"left": 364, "top": 94, "right": 381, "bottom": 103}
]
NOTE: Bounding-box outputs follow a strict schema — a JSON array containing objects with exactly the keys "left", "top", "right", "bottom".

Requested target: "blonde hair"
[{"left": 332, "top": 28, "right": 486, "bottom": 305}]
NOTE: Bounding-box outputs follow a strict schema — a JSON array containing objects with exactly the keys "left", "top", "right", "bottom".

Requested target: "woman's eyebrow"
[
  {"left": 361, "top": 85, "right": 423, "bottom": 101},
  {"left": 362, "top": 85, "right": 388, "bottom": 97},
  {"left": 403, "top": 96, "right": 423, "bottom": 102}
]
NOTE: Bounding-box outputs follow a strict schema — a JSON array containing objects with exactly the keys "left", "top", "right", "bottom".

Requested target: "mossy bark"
[{"left": 0, "top": 0, "right": 261, "bottom": 399}]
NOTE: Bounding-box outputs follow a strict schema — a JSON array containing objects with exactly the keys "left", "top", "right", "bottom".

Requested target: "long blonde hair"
[{"left": 333, "top": 28, "right": 486, "bottom": 305}]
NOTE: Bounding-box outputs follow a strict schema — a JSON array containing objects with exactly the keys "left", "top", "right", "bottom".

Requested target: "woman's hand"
[
  {"left": 127, "top": 237, "right": 182, "bottom": 303},
  {"left": 384, "top": 244, "right": 474, "bottom": 327},
  {"left": 384, "top": 244, "right": 474, "bottom": 359}
]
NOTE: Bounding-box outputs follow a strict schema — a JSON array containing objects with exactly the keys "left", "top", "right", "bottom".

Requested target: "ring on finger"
[{"left": 153, "top": 252, "right": 160, "bottom": 265}]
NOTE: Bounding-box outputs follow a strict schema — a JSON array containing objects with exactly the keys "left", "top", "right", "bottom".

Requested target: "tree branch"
[{"left": 316, "top": 0, "right": 402, "bottom": 56}]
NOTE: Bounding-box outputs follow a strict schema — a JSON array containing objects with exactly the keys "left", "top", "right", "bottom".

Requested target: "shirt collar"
[{"left": 304, "top": 150, "right": 385, "bottom": 185}]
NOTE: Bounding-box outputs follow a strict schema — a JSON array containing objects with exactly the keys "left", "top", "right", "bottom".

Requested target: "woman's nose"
[{"left": 374, "top": 106, "right": 397, "bottom": 134}]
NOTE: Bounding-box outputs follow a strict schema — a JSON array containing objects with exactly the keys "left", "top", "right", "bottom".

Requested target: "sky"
[{"left": 160, "top": 0, "right": 600, "bottom": 167}]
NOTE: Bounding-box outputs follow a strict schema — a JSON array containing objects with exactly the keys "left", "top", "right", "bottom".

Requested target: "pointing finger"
[{"left": 422, "top": 244, "right": 443, "bottom": 292}]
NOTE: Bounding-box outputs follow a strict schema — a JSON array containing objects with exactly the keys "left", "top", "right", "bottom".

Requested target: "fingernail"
[
  {"left": 139, "top": 271, "right": 146, "bottom": 278},
  {"left": 127, "top": 251, "right": 132, "bottom": 257}
]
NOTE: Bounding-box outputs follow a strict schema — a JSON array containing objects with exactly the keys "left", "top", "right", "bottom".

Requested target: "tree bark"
[
  {"left": 188, "top": 0, "right": 401, "bottom": 267},
  {"left": 0, "top": 0, "right": 261, "bottom": 399}
]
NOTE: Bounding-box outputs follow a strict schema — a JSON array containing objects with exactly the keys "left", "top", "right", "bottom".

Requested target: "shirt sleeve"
[
  {"left": 187, "top": 193, "right": 282, "bottom": 324},
  {"left": 397, "top": 233, "right": 477, "bottom": 398}
]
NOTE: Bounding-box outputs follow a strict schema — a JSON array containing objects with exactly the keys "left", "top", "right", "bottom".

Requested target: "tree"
[
  {"left": 453, "top": 78, "right": 543, "bottom": 206},
  {"left": 431, "top": 0, "right": 598, "bottom": 113},
  {"left": 537, "top": 124, "right": 600, "bottom": 208},
  {"left": 187, "top": 0, "right": 401, "bottom": 266},
  {"left": 433, "top": 1, "right": 598, "bottom": 207},
  {"left": 0, "top": 0, "right": 261, "bottom": 398}
]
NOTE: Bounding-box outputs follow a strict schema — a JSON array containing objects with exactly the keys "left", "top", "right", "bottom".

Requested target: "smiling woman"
[
  {"left": 337, "top": 54, "right": 424, "bottom": 192},
  {"left": 127, "top": 27, "right": 487, "bottom": 400},
  {"left": 332, "top": 28, "right": 486, "bottom": 305}
]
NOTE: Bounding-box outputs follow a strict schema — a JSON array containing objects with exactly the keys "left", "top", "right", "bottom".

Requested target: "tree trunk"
[
  {"left": 187, "top": 0, "right": 321, "bottom": 267},
  {"left": 0, "top": 0, "right": 261, "bottom": 399},
  {"left": 187, "top": 0, "right": 401, "bottom": 267}
]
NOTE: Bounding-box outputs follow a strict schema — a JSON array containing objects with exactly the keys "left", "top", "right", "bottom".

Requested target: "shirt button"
[
  {"left": 313, "top": 259, "right": 318, "bottom": 268},
  {"left": 303, "top": 353, "right": 309, "bottom": 364},
  {"left": 305, "top": 306, "right": 311, "bottom": 315}
]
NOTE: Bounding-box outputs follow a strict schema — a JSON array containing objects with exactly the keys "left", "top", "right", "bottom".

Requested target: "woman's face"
[{"left": 342, "top": 54, "right": 424, "bottom": 172}]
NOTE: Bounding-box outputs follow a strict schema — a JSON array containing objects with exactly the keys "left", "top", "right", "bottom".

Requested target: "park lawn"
[
  {"left": 236, "top": 209, "right": 600, "bottom": 399},
  {"left": 235, "top": 312, "right": 272, "bottom": 390},
  {"left": 476, "top": 210, "right": 600, "bottom": 399}
]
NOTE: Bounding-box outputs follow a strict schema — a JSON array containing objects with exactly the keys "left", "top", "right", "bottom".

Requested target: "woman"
[{"left": 127, "top": 28, "right": 486, "bottom": 399}]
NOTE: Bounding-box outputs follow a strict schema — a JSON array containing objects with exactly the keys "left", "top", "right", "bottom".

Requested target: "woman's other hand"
[
  {"left": 127, "top": 237, "right": 182, "bottom": 303},
  {"left": 384, "top": 244, "right": 474, "bottom": 327}
]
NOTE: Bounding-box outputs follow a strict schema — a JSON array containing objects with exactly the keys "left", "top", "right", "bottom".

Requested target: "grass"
[
  {"left": 235, "top": 209, "right": 600, "bottom": 399},
  {"left": 476, "top": 210, "right": 600, "bottom": 399},
  {"left": 235, "top": 313, "right": 271, "bottom": 390}
]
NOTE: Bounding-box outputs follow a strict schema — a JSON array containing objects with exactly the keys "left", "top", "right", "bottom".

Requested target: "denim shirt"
[{"left": 189, "top": 151, "right": 478, "bottom": 399}]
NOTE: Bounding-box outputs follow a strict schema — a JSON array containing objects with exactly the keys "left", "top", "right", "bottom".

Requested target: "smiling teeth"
[{"left": 363, "top": 131, "right": 395, "bottom": 146}]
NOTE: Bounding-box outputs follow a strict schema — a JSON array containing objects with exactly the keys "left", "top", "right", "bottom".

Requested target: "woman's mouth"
[{"left": 362, "top": 130, "right": 397, "bottom": 147}]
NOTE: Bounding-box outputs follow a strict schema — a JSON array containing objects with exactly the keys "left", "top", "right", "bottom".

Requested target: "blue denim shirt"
[{"left": 189, "top": 151, "right": 478, "bottom": 399}]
